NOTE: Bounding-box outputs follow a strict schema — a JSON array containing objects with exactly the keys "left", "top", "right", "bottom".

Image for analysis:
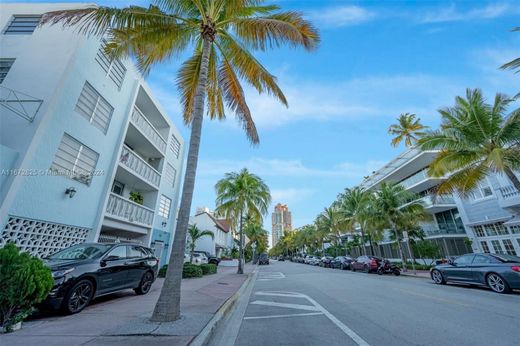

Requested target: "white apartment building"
[
  {"left": 0, "top": 3, "right": 184, "bottom": 265},
  {"left": 189, "top": 208, "right": 234, "bottom": 257},
  {"left": 359, "top": 148, "right": 520, "bottom": 257}
]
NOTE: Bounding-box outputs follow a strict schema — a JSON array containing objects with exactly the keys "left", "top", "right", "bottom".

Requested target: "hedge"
[
  {"left": 200, "top": 263, "right": 217, "bottom": 275},
  {"left": 183, "top": 263, "right": 203, "bottom": 278},
  {"left": 158, "top": 265, "right": 168, "bottom": 278}
]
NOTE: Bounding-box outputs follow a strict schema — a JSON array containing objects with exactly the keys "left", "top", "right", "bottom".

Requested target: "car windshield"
[
  {"left": 49, "top": 244, "right": 112, "bottom": 260},
  {"left": 490, "top": 254, "right": 520, "bottom": 263}
]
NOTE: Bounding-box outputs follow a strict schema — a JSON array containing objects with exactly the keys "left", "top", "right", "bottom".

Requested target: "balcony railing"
[
  {"left": 499, "top": 185, "right": 520, "bottom": 199},
  {"left": 105, "top": 193, "right": 154, "bottom": 227},
  {"left": 422, "top": 194, "right": 455, "bottom": 208},
  {"left": 130, "top": 106, "right": 167, "bottom": 153},
  {"left": 120, "top": 145, "right": 161, "bottom": 188},
  {"left": 400, "top": 168, "right": 429, "bottom": 189}
]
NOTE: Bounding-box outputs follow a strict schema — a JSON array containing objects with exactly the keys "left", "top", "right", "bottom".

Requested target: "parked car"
[
  {"left": 258, "top": 253, "right": 269, "bottom": 265},
  {"left": 191, "top": 250, "right": 220, "bottom": 265},
  {"left": 191, "top": 253, "right": 208, "bottom": 265},
  {"left": 42, "top": 243, "right": 159, "bottom": 314},
  {"left": 351, "top": 255, "right": 381, "bottom": 273},
  {"left": 430, "top": 253, "right": 520, "bottom": 294},
  {"left": 184, "top": 253, "right": 190, "bottom": 263},
  {"left": 308, "top": 256, "right": 320, "bottom": 266},
  {"left": 331, "top": 256, "right": 353, "bottom": 270},
  {"left": 278, "top": 256, "right": 285, "bottom": 261},
  {"left": 319, "top": 256, "right": 334, "bottom": 268}
]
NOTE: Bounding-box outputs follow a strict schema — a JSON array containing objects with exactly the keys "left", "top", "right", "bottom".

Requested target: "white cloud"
[
  {"left": 308, "top": 5, "right": 375, "bottom": 28},
  {"left": 419, "top": 3, "right": 519, "bottom": 23},
  {"left": 270, "top": 188, "right": 314, "bottom": 204}
]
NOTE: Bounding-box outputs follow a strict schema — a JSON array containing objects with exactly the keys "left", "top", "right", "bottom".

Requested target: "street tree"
[
  {"left": 187, "top": 224, "right": 214, "bottom": 262},
  {"left": 388, "top": 113, "right": 429, "bottom": 148}
]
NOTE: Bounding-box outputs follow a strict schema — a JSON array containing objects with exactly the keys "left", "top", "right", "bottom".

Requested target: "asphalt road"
[{"left": 211, "top": 260, "right": 520, "bottom": 346}]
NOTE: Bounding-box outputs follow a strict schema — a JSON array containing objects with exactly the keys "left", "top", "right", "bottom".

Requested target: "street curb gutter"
[{"left": 189, "top": 269, "right": 257, "bottom": 346}]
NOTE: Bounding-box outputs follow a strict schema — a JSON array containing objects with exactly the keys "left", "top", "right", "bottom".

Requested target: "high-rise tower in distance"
[{"left": 271, "top": 203, "right": 292, "bottom": 247}]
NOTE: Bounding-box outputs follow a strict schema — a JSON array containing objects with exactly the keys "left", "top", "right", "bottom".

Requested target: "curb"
[
  {"left": 400, "top": 272, "right": 430, "bottom": 280},
  {"left": 189, "top": 269, "right": 257, "bottom": 346}
]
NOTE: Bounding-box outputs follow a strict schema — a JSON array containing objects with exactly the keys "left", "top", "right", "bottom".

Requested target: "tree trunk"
[
  {"left": 392, "top": 222, "right": 407, "bottom": 272},
  {"left": 150, "top": 38, "right": 212, "bottom": 323},
  {"left": 359, "top": 227, "right": 367, "bottom": 255},
  {"left": 238, "top": 209, "right": 244, "bottom": 274},
  {"left": 367, "top": 232, "right": 375, "bottom": 256},
  {"left": 504, "top": 167, "right": 520, "bottom": 192}
]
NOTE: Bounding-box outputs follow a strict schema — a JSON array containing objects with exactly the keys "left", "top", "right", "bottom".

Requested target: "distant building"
[
  {"left": 0, "top": 3, "right": 184, "bottom": 265},
  {"left": 189, "top": 207, "right": 234, "bottom": 257},
  {"left": 271, "top": 203, "right": 292, "bottom": 247}
]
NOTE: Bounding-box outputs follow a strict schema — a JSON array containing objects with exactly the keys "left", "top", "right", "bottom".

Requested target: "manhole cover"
[{"left": 217, "top": 282, "right": 229, "bottom": 285}]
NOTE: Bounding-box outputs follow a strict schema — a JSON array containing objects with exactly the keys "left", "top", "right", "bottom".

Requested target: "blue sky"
[{"left": 15, "top": 1, "right": 520, "bottom": 232}]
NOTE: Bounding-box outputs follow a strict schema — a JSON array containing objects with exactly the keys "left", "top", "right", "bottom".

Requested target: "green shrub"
[
  {"left": 182, "top": 263, "right": 203, "bottom": 278},
  {"left": 0, "top": 244, "right": 53, "bottom": 332},
  {"left": 200, "top": 263, "right": 217, "bottom": 275},
  {"left": 158, "top": 265, "right": 168, "bottom": 278}
]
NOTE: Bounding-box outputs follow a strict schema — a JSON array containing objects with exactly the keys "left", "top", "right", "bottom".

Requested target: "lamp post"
[{"left": 251, "top": 242, "right": 257, "bottom": 265}]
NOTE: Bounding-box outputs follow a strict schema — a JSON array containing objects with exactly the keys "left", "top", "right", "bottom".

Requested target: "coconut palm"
[
  {"left": 500, "top": 27, "right": 520, "bottom": 73},
  {"left": 187, "top": 224, "right": 214, "bottom": 261},
  {"left": 42, "top": 1, "right": 318, "bottom": 323},
  {"left": 337, "top": 187, "right": 373, "bottom": 255},
  {"left": 419, "top": 89, "right": 520, "bottom": 196},
  {"left": 388, "top": 113, "right": 429, "bottom": 147},
  {"left": 244, "top": 222, "right": 268, "bottom": 254},
  {"left": 316, "top": 206, "right": 342, "bottom": 249},
  {"left": 374, "top": 182, "right": 425, "bottom": 270},
  {"left": 215, "top": 168, "right": 271, "bottom": 274}
]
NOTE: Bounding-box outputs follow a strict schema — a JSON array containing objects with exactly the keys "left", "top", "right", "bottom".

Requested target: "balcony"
[
  {"left": 399, "top": 168, "right": 446, "bottom": 193},
  {"left": 130, "top": 106, "right": 167, "bottom": 154},
  {"left": 498, "top": 185, "right": 520, "bottom": 213},
  {"left": 105, "top": 193, "right": 154, "bottom": 228},
  {"left": 401, "top": 194, "right": 456, "bottom": 213},
  {"left": 119, "top": 145, "right": 161, "bottom": 189}
]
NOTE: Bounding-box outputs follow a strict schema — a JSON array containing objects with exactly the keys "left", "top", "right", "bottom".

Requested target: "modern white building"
[
  {"left": 359, "top": 147, "right": 520, "bottom": 257},
  {"left": 0, "top": 3, "right": 185, "bottom": 265},
  {"left": 189, "top": 207, "right": 234, "bottom": 257}
]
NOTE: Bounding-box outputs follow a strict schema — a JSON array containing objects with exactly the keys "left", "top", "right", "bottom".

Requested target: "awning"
[{"left": 504, "top": 215, "right": 520, "bottom": 226}]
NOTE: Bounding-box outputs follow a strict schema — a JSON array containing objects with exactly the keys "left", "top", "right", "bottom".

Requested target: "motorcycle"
[{"left": 377, "top": 259, "right": 401, "bottom": 276}]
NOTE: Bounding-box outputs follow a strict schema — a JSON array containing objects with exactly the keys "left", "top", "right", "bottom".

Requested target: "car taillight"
[
  {"left": 512, "top": 266, "right": 520, "bottom": 272},
  {"left": 370, "top": 259, "right": 377, "bottom": 265}
]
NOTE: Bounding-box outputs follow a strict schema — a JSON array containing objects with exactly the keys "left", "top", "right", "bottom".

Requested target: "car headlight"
[{"left": 52, "top": 268, "right": 75, "bottom": 278}]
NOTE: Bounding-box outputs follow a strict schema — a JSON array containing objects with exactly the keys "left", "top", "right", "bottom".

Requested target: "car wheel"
[
  {"left": 364, "top": 264, "right": 369, "bottom": 273},
  {"left": 134, "top": 271, "right": 154, "bottom": 295},
  {"left": 486, "top": 273, "right": 511, "bottom": 294},
  {"left": 431, "top": 269, "right": 446, "bottom": 285},
  {"left": 63, "top": 279, "right": 94, "bottom": 314}
]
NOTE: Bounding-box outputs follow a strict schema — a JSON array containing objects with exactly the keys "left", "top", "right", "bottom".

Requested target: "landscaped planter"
[
  {"left": 1, "top": 321, "right": 22, "bottom": 333},
  {"left": 219, "top": 259, "right": 238, "bottom": 267}
]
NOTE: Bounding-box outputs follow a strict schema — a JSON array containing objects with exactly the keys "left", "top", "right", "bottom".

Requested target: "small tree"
[
  {"left": 187, "top": 224, "right": 214, "bottom": 262},
  {"left": 0, "top": 244, "right": 53, "bottom": 332},
  {"left": 412, "top": 241, "right": 441, "bottom": 266}
]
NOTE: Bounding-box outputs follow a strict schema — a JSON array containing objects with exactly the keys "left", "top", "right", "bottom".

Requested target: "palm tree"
[
  {"left": 187, "top": 224, "right": 214, "bottom": 262},
  {"left": 215, "top": 168, "right": 271, "bottom": 274},
  {"left": 374, "top": 182, "right": 425, "bottom": 270},
  {"left": 337, "top": 187, "right": 372, "bottom": 255},
  {"left": 500, "top": 27, "right": 520, "bottom": 73},
  {"left": 244, "top": 222, "right": 268, "bottom": 255},
  {"left": 419, "top": 89, "right": 520, "bottom": 195},
  {"left": 316, "top": 206, "right": 342, "bottom": 250},
  {"left": 388, "top": 113, "right": 429, "bottom": 147},
  {"left": 42, "top": 1, "right": 318, "bottom": 323}
]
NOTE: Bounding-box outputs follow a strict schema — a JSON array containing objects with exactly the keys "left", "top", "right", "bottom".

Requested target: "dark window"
[
  {"left": 112, "top": 181, "right": 124, "bottom": 195},
  {"left": 106, "top": 246, "right": 127, "bottom": 259},
  {"left": 454, "top": 255, "right": 474, "bottom": 265},
  {"left": 4, "top": 15, "right": 41, "bottom": 35},
  {"left": 472, "top": 255, "right": 493, "bottom": 264},
  {"left": 128, "top": 246, "right": 146, "bottom": 258},
  {"left": 0, "top": 59, "right": 15, "bottom": 83}
]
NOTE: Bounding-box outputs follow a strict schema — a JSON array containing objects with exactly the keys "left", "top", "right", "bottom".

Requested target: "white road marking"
[
  {"left": 255, "top": 292, "right": 304, "bottom": 298},
  {"left": 258, "top": 272, "right": 286, "bottom": 281},
  {"left": 250, "top": 300, "right": 320, "bottom": 311},
  {"left": 244, "top": 312, "right": 323, "bottom": 320}
]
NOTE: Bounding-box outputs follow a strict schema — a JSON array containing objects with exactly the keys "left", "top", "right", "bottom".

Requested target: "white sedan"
[{"left": 191, "top": 253, "right": 208, "bottom": 265}]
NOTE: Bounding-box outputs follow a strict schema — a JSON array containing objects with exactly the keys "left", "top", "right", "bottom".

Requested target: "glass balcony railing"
[{"left": 400, "top": 168, "right": 430, "bottom": 189}]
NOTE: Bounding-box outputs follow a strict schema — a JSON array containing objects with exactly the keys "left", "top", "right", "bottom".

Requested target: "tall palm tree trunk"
[
  {"left": 238, "top": 209, "right": 244, "bottom": 274},
  {"left": 504, "top": 167, "right": 520, "bottom": 192},
  {"left": 359, "top": 227, "right": 367, "bottom": 255},
  {"left": 392, "top": 222, "right": 407, "bottom": 272},
  {"left": 151, "top": 37, "right": 212, "bottom": 323}
]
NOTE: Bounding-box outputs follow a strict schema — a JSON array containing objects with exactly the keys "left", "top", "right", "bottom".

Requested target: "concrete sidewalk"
[
  {"left": 1, "top": 265, "right": 252, "bottom": 346},
  {"left": 400, "top": 269, "right": 430, "bottom": 279}
]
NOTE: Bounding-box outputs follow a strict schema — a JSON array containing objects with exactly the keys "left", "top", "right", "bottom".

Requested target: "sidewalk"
[
  {"left": 400, "top": 269, "right": 431, "bottom": 279},
  {"left": 0, "top": 265, "right": 252, "bottom": 346}
]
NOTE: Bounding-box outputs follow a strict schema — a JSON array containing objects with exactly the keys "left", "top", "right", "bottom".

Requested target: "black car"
[
  {"left": 258, "top": 253, "right": 269, "bottom": 265},
  {"left": 331, "top": 256, "right": 353, "bottom": 270},
  {"left": 430, "top": 253, "right": 520, "bottom": 294},
  {"left": 319, "top": 256, "right": 334, "bottom": 268},
  {"left": 192, "top": 250, "right": 220, "bottom": 265},
  {"left": 43, "top": 243, "right": 159, "bottom": 314}
]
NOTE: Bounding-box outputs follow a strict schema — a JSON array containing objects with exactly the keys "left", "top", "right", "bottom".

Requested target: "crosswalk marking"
[
  {"left": 244, "top": 312, "right": 323, "bottom": 320},
  {"left": 250, "top": 300, "right": 320, "bottom": 311}
]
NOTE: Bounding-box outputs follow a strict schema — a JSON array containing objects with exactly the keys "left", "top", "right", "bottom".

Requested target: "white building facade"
[
  {"left": 189, "top": 208, "right": 234, "bottom": 257},
  {"left": 0, "top": 3, "right": 184, "bottom": 265}
]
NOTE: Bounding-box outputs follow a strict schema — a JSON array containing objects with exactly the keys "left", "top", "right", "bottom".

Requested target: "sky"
[{"left": 14, "top": 0, "right": 520, "bottom": 234}]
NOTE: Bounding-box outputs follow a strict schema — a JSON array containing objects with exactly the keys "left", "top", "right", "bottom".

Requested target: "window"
[
  {"left": 158, "top": 195, "right": 171, "bottom": 218},
  {"left": 470, "top": 179, "right": 493, "bottom": 200},
  {"left": 75, "top": 82, "right": 113, "bottom": 134},
  {"left": 502, "top": 239, "right": 517, "bottom": 256},
  {"left": 165, "top": 164, "right": 177, "bottom": 187},
  {"left": 111, "top": 180, "right": 124, "bottom": 196},
  {"left": 491, "top": 240, "right": 505, "bottom": 254},
  {"left": 95, "top": 39, "right": 126, "bottom": 89},
  {"left": 454, "top": 255, "right": 474, "bottom": 265},
  {"left": 0, "top": 59, "right": 15, "bottom": 83},
  {"left": 473, "top": 225, "right": 486, "bottom": 238},
  {"left": 4, "top": 15, "right": 41, "bottom": 35},
  {"left": 50, "top": 134, "right": 99, "bottom": 185},
  {"left": 170, "top": 134, "right": 181, "bottom": 158},
  {"left": 472, "top": 255, "right": 493, "bottom": 264},
  {"left": 517, "top": 238, "right": 520, "bottom": 249},
  {"left": 106, "top": 246, "right": 127, "bottom": 259},
  {"left": 510, "top": 225, "right": 520, "bottom": 234},
  {"left": 480, "top": 241, "right": 490, "bottom": 253},
  {"left": 127, "top": 246, "right": 147, "bottom": 258},
  {"left": 483, "top": 223, "right": 509, "bottom": 237}
]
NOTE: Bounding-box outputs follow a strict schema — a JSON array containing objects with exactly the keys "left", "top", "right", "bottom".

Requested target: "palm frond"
[{"left": 176, "top": 48, "right": 202, "bottom": 124}]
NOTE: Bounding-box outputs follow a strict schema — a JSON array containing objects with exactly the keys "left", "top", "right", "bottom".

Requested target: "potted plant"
[
  {"left": 0, "top": 244, "right": 53, "bottom": 333},
  {"left": 129, "top": 191, "right": 144, "bottom": 205}
]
